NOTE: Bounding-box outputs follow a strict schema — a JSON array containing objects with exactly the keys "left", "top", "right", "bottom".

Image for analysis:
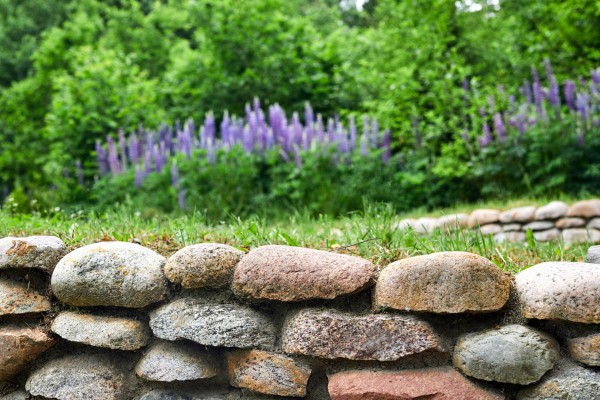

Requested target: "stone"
[
  {"left": 556, "top": 217, "right": 586, "bottom": 229},
  {"left": 25, "top": 353, "right": 133, "bottom": 400},
  {"left": 328, "top": 368, "right": 504, "bottom": 400},
  {"left": 568, "top": 333, "right": 600, "bottom": 366},
  {"left": 468, "top": 209, "right": 500, "bottom": 228},
  {"left": 164, "top": 243, "right": 244, "bottom": 289},
  {"left": 281, "top": 309, "right": 444, "bottom": 361},
  {"left": 51, "top": 241, "right": 167, "bottom": 308},
  {"left": 393, "top": 218, "right": 415, "bottom": 231},
  {"left": 523, "top": 221, "right": 555, "bottom": 231},
  {"left": 588, "top": 218, "right": 600, "bottom": 230},
  {"left": 0, "top": 325, "right": 54, "bottom": 381},
  {"left": 150, "top": 297, "right": 276, "bottom": 349},
  {"left": 515, "top": 262, "right": 600, "bottom": 323},
  {"left": 517, "top": 362, "right": 600, "bottom": 399},
  {"left": 227, "top": 349, "right": 311, "bottom": 397},
  {"left": 0, "top": 277, "right": 51, "bottom": 316},
  {"left": 437, "top": 214, "right": 469, "bottom": 230},
  {"left": 232, "top": 245, "right": 375, "bottom": 302},
  {"left": 374, "top": 252, "right": 510, "bottom": 314},
  {"left": 412, "top": 217, "right": 438, "bottom": 233},
  {"left": 51, "top": 311, "right": 150, "bottom": 351},
  {"left": 586, "top": 245, "right": 600, "bottom": 263},
  {"left": 533, "top": 228, "right": 560, "bottom": 242},
  {"left": 502, "top": 223, "right": 521, "bottom": 232},
  {"left": 139, "top": 390, "right": 226, "bottom": 400},
  {"left": 0, "top": 236, "right": 67, "bottom": 272},
  {"left": 478, "top": 224, "right": 502, "bottom": 235},
  {"left": 494, "top": 231, "right": 526, "bottom": 243},
  {"left": 499, "top": 206, "right": 536, "bottom": 223},
  {"left": 1, "top": 391, "right": 28, "bottom": 400},
  {"left": 567, "top": 199, "right": 600, "bottom": 218},
  {"left": 135, "top": 341, "right": 219, "bottom": 382},
  {"left": 535, "top": 201, "right": 569, "bottom": 220},
  {"left": 562, "top": 228, "right": 600, "bottom": 244},
  {"left": 453, "top": 325, "right": 559, "bottom": 385}
]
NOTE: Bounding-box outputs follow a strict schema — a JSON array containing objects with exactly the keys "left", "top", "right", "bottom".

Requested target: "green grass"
[{"left": 0, "top": 202, "right": 591, "bottom": 274}]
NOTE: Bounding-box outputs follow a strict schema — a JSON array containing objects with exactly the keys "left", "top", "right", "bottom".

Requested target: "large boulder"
[
  {"left": 453, "top": 325, "right": 559, "bottom": 385},
  {"left": 150, "top": 297, "right": 276, "bottom": 349},
  {"left": 468, "top": 209, "right": 500, "bottom": 228},
  {"left": 232, "top": 245, "right": 375, "bottom": 302},
  {"left": 0, "top": 236, "right": 66, "bottom": 272},
  {"left": 51, "top": 241, "right": 167, "bottom": 308},
  {"left": 534, "top": 201, "right": 568, "bottom": 220},
  {"left": 51, "top": 311, "right": 150, "bottom": 350},
  {"left": 328, "top": 368, "right": 503, "bottom": 400},
  {"left": 374, "top": 252, "right": 510, "bottom": 313},
  {"left": 226, "top": 349, "right": 311, "bottom": 397},
  {"left": 0, "top": 325, "right": 54, "bottom": 381},
  {"left": 281, "top": 309, "right": 444, "bottom": 361},
  {"left": 164, "top": 243, "right": 244, "bottom": 289},
  {"left": 515, "top": 262, "right": 600, "bottom": 323},
  {"left": 135, "top": 341, "right": 219, "bottom": 382},
  {"left": 0, "top": 277, "right": 51, "bottom": 316},
  {"left": 25, "top": 353, "right": 133, "bottom": 400}
]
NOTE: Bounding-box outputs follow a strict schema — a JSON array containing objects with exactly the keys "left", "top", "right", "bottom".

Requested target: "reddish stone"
[
  {"left": 567, "top": 200, "right": 600, "bottom": 218},
  {"left": 0, "top": 278, "right": 51, "bottom": 316},
  {"left": 232, "top": 245, "right": 375, "bottom": 302},
  {"left": 0, "top": 325, "right": 54, "bottom": 380},
  {"left": 328, "top": 368, "right": 503, "bottom": 400}
]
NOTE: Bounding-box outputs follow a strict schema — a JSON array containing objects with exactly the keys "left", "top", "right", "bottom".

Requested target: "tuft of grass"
[{"left": 0, "top": 202, "right": 591, "bottom": 273}]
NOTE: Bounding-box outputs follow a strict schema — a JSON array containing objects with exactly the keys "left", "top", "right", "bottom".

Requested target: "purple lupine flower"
[
  {"left": 118, "top": 129, "right": 128, "bottom": 170},
  {"left": 577, "top": 93, "right": 589, "bottom": 119},
  {"left": 487, "top": 95, "right": 496, "bottom": 113},
  {"left": 304, "top": 102, "right": 314, "bottom": 126},
  {"left": 360, "top": 134, "right": 369, "bottom": 156},
  {"left": 516, "top": 105, "right": 527, "bottom": 134},
  {"left": 533, "top": 81, "right": 544, "bottom": 115},
  {"left": 348, "top": 115, "right": 357, "bottom": 150},
  {"left": 591, "top": 68, "right": 600, "bottom": 85},
  {"left": 135, "top": 164, "right": 145, "bottom": 188},
  {"left": 478, "top": 107, "right": 486, "bottom": 118},
  {"left": 170, "top": 162, "right": 179, "bottom": 188},
  {"left": 362, "top": 116, "right": 370, "bottom": 149},
  {"left": 508, "top": 95, "right": 516, "bottom": 113},
  {"left": 95, "top": 140, "right": 109, "bottom": 175},
  {"left": 564, "top": 80, "right": 577, "bottom": 111},
  {"left": 221, "top": 111, "right": 231, "bottom": 147},
  {"left": 292, "top": 145, "right": 302, "bottom": 169},
  {"left": 128, "top": 133, "right": 140, "bottom": 165},
  {"left": 493, "top": 112, "right": 506, "bottom": 142},
  {"left": 107, "top": 137, "right": 121, "bottom": 175},
  {"left": 207, "top": 142, "right": 216, "bottom": 164},
  {"left": 316, "top": 114, "right": 325, "bottom": 143},
  {"left": 144, "top": 150, "right": 152, "bottom": 174},
  {"left": 522, "top": 80, "right": 533, "bottom": 105},
  {"left": 544, "top": 59, "right": 560, "bottom": 108},
  {"left": 577, "top": 131, "right": 585, "bottom": 145},
  {"left": 371, "top": 118, "right": 378, "bottom": 148},
  {"left": 479, "top": 123, "right": 493, "bottom": 147},
  {"left": 462, "top": 78, "right": 469, "bottom": 93},
  {"left": 381, "top": 129, "right": 392, "bottom": 164},
  {"left": 75, "top": 160, "right": 84, "bottom": 186},
  {"left": 178, "top": 187, "right": 186, "bottom": 210},
  {"left": 327, "top": 118, "right": 335, "bottom": 143}
]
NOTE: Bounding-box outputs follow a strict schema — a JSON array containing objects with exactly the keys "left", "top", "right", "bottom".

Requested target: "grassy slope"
[{"left": 1, "top": 201, "right": 592, "bottom": 273}]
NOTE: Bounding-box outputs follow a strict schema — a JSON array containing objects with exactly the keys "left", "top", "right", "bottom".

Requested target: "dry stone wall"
[
  {"left": 1, "top": 236, "right": 600, "bottom": 399},
  {"left": 396, "top": 199, "right": 600, "bottom": 244}
]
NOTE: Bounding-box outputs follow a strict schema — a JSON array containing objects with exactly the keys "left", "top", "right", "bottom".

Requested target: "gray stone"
[
  {"left": 495, "top": 232, "right": 526, "bottom": 243},
  {"left": 453, "top": 325, "right": 559, "bottom": 385},
  {"left": 25, "top": 353, "right": 133, "bottom": 400},
  {"left": 150, "top": 297, "right": 276, "bottom": 349},
  {"left": 479, "top": 224, "right": 502, "bottom": 235},
  {"left": 588, "top": 218, "right": 600, "bottom": 230},
  {"left": 586, "top": 245, "right": 600, "bottom": 264},
  {"left": 568, "top": 333, "right": 600, "bottom": 366},
  {"left": 135, "top": 341, "right": 219, "bottom": 382},
  {"left": 502, "top": 223, "right": 521, "bottom": 232},
  {"left": 437, "top": 214, "right": 469, "bottom": 230},
  {"left": 0, "top": 277, "right": 51, "bottom": 316},
  {"left": 499, "top": 206, "right": 536, "bottom": 223},
  {"left": 535, "top": 201, "right": 569, "bottom": 220},
  {"left": 0, "top": 236, "right": 67, "bottom": 272},
  {"left": 515, "top": 262, "right": 600, "bottom": 323},
  {"left": 556, "top": 217, "right": 586, "bottom": 229},
  {"left": 281, "top": 309, "right": 444, "bottom": 361},
  {"left": 468, "top": 209, "right": 500, "bottom": 228},
  {"left": 517, "top": 362, "right": 600, "bottom": 399},
  {"left": 139, "top": 390, "right": 225, "bottom": 400},
  {"left": 567, "top": 199, "right": 600, "bottom": 218},
  {"left": 374, "top": 252, "right": 510, "bottom": 314},
  {"left": 164, "top": 243, "right": 244, "bottom": 289},
  {"left": 51, "top": 311, "right": 150, "bottom": 350},
  {"left": 51, "top": 241, "right": 167, "bottom": 308},
  {"left": 523, "top": 221, "right": 555, "bottom": 231},
  {"left": 412, "top": 217, "right": 438, "bottom": 233},
  {"left": 562, "top": 228, "right": 600, "bottom": 244},
  {"left": 0, "top": 391, "right": 28, "bottom": 400},
  {"left": 533, "top": 228, "right": 560, "bottom": 242},
  {"left": 393, "top": 218, "right": 415, "bottom": 231},
  {"left": 232, "top": 245, "right": 375, "bottom": 302}
]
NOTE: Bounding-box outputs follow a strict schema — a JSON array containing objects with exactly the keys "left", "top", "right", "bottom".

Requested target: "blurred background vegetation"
[{"left": 1, "top": 0, "right": 599, "bottom": 220}]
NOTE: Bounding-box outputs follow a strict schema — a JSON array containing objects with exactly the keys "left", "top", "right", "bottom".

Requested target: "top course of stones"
[{"left": 395, "top": 199, "right": 600, "bottom": 244}]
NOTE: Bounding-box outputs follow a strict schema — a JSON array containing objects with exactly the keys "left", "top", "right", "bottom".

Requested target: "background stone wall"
[
  {"left": 396, "top": 199, "right": 600, "bottom": 244},
  {"left": 1, "top": 236, "right": 600, "bottom": 399}
]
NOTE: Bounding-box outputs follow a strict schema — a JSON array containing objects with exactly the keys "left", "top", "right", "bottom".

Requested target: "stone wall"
[
  {"left": 396, "top": 199, "right": 600, "bottom": 244},
  {"left": 1, "top": 236, "right": 600, "bottom": 399}
]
